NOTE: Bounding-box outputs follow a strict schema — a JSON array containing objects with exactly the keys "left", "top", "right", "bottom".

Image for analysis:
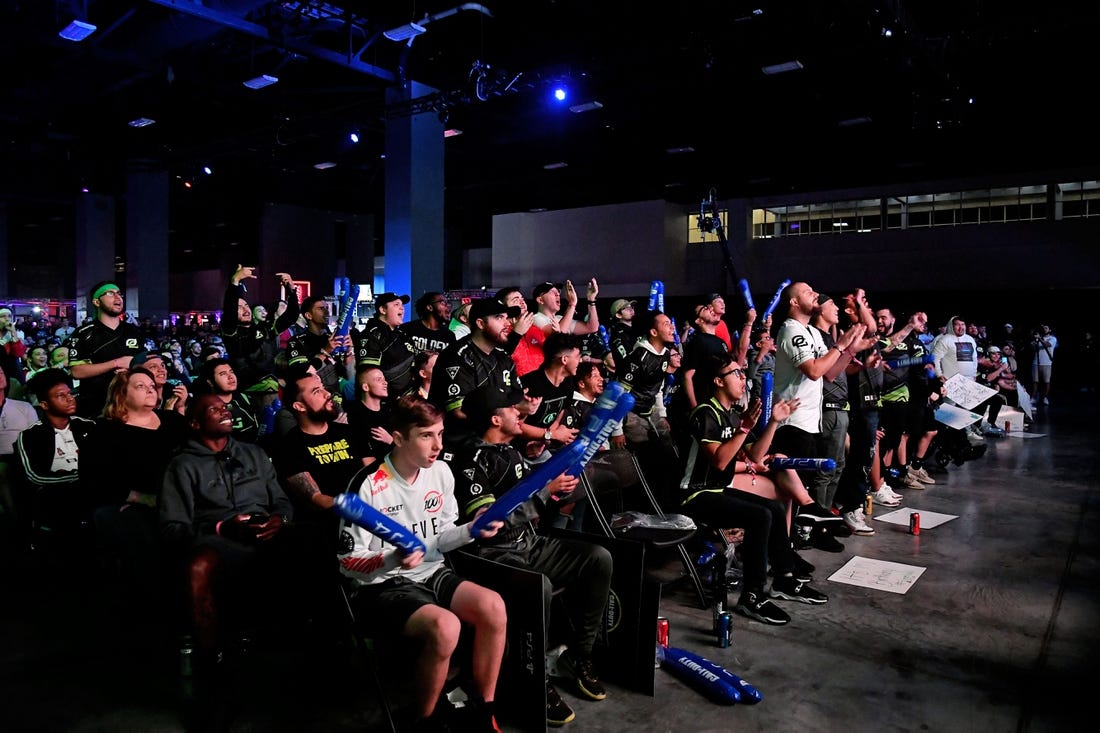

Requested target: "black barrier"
[
  {"left": 447, "top": 549, "right": 549, "bottom": 733},
  {"left": 545, "top": 528, "right": 659, "bottom": 696}
]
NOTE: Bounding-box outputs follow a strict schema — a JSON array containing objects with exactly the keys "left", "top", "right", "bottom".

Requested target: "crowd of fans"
[{"left": 0, "top": 270, "right": 1076, "bottom": 731}]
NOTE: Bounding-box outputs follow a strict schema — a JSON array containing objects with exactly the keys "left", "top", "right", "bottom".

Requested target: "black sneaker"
[
  {"left": 561, "top": 655, "right": 606, "bottom": 701},
  {"left": 792, "top": 551, "right": 816, "bottom": 580},
  {"left": 734, "top": 590, "right": 791, "bottom": 625},
  {"left": 546, "top": 681, "right": 575, "bottom": 726},
  {"left": 793, "top": 502, "right": 845, "bottom": 525},
  {"left": 770, "top": 576, "right": 829, "bottom": 604}
]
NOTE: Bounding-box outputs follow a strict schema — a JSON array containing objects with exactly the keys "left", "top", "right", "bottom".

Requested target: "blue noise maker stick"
[
  {"left": 567, "top": 381, "right": 635, "bottom": 478},
  {"left": 761, "top": 279, "right": 792, "bottom": 322},
  {"left": 756, "top": 371, "right": 774, "bottom": 433},
  {"left": 770, "top": 457, "right": 837, "bottom": 472},
  {"left": 658, "top": 646, "right": 742, "bottom": 704},
  {"left": 648, "top": 280, "right": 661, "bottom": 312},
  {"left": 737, "top": 278, "right": 755, "bottom": 311},
  {"left": 333, "top": 492, "right": 427, "bottom": 555},
  {"left": 333, "top": 277, "right": 359, "bottom": 355},
  {"left": 656, "top": 280, "right": 665, "bottom": 314},
  {"left": 885, "top": 353, "right": 935, "bottom": 369},
  {"left": 687, "top": 652, "right": 764, "bottom": 704},
  {"left": 598, "top": 324, "right": 611, "bottom": 351},
  {"left": 470, "top": 440, "right": 588, "bottom": 536}
]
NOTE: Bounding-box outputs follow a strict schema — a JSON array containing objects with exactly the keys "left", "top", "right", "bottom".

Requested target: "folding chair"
[{"left": 576, "top": 451, "right": 709, "bottom": 609}]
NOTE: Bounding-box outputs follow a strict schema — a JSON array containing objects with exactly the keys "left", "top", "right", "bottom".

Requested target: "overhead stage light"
[
  {"left": 59, "top": 20, "right": 97, "bottom": 42},
  {"left": 203, "top": 166, "right": 213, "bottom": 175},
  {"left": 552, "top": 86, "right": 568, "bottom": 102},
  {"left": 349, "top": 132, "right": 360, "bottom": 144},
  {"left": 128, "top": 117, "right": 156, "bottom": 128},
  {"left": 314, "top": 161, "right": 337, "bottom": 170}
]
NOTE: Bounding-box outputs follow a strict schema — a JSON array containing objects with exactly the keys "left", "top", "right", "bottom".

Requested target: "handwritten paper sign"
[
  {"left": 943, "top": 373, "right": 997, "bottom": 410},
  {"left": 933, "top": 402, "right": 983, "bottom": 430},
  {"left": 827, "top": 556, "right": 926, "bottom": 595}
]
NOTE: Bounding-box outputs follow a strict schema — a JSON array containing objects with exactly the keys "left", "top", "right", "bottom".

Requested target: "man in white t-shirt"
[
  {"left": 771, "top": 282, "right": 865, "bottom": 461},
  {"left": 531, "top": 279, "right": 601, "bottom": 337},
  {"left": 1030, "top": 324, "right": 1057, "bottom": 405}
]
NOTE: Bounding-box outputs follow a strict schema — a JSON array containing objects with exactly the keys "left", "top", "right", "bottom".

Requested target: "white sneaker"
[
  {"left": 906, "top": 464, "right": 932, "bottom": 482},
  {"left": 872, "top": 485, "right": 902, "bottom": 507},
  {"left": 876, "top": 480, "right": 904, "bottom": 501},
  {"left": 843, "top": 509, "right": 875, "bottom": 536}
]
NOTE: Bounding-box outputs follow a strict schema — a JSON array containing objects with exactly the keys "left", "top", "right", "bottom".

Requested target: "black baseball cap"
[
  {"left": 462, "top": 384, "right": 526, "bottom": 422},
  {"left": 532, "top": 281, "right": 563, "bottom": 299},
  {"left": 376, "top": 292, "right": 410, "bottom": 308},
  {"left": 469, "top": 298, "right": 521, "bottom": 323}
]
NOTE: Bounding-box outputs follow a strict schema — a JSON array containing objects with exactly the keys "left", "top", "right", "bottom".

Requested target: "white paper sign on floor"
[
  {"left": 828, "top": 556, "right": 926, "bottom": 594},
  {"left": 874, "top": 508, "right": 958, "bottom": 529}
]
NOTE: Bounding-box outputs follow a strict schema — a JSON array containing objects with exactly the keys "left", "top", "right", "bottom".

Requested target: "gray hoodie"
[{"left": 160, "top": 436, "right": 292, "bottom": 545}]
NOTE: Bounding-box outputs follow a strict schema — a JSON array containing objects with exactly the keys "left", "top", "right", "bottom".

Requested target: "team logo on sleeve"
[
  {"left": 469, "top": 483, "right": 483, "bottom": 495},
  {"left": 446, "top": 367, "right": 460, "bottom": 379},
  {"left": 338, "top": 530, "right": 355, "bottom": 553},
  {"left": 448, "top": 384, "right": 461, "bottom": 396},
  {"left": 424, "top": 490, "right": 444, "bottom": 513},
  {"left": 125, "top": 339, "right": 138, "bottom": 348},
  {"left": 792, "top": 334, "right": 808, "bottom": 348},
  {"left": 463, "top": 468, "right": 475, "bottom": 480}
]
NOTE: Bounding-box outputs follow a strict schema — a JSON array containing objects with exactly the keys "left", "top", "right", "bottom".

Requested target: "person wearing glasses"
[
  {"left": 402, "top": 291, "right": 456, "bottom": 355},
  {"left": 681, "top": 352, "right": 832, "bottom": 625}
]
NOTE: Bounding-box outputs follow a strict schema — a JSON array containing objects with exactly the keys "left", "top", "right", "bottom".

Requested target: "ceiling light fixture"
[
  {"left": 666, "top": 146, "right": 695, "bottom": 154},
  {"left": 443, "top": 128, "right": 463, "bottom": 138},
  {"left": 838, "top": 116, "right": 872, "bottom": 127},
  {"left": 569, "top": 101, "right": 603, "bottom": 114},
  {"left": 59, "top": 20, "right": 97, "bottom": 42},
  {"left": 383, "top": 22, "right": 426, "bottom": 42},
  {"left": 382, "top": 4, "right": 493, "bottom": 45},
  {"left": 128, "top": 117, "right": 156, "bottom": 128},
  {"left": 243, "top": 74, "right": 279, "bottom": 90},
  {"left": 313, "top": 161, "right": 337, "bottom": 170},
  {"left": 543, "top": 162, "right": 568, "bottom": 170},
  {"left": 761, "top": 60, "right": 804, "bottom": 75}
]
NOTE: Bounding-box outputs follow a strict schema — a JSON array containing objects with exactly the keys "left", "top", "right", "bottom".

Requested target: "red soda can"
[
  {"left": 909, "top": 512, "right": 921, "bottom": 535},
  {"left": 656, "top": 617, "right": 669, "bottom": 647}
]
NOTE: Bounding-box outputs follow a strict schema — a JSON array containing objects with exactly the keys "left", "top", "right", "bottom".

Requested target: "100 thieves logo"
[{"left": 423, "top": 489, "right": 444, "bottom": 513}]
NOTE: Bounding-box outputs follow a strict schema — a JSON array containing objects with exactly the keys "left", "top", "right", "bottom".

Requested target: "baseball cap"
[
  {"left": 816, "top": 293, "right": 834, "bottom": 305},
  {"left": 376, "top": 292, "right": 410, "bottom": 308},
  {"left": 468, "top": 297, "right": 521, "bottom": 323},
  {"left": 611, "top": 298, "right": 636, "bottom": 316},
  {"left": 704, "top": 292, "right": 724, "bottom": 304},
  {"left": 461, "top": 384, "right": 526, "bottom": 422},
  {"left": 987, "top": 345, "right": 1001, "bottom": 354},
  {"left": 532, "top": 281, "right": 563, "bottom": 299},
  {"left": 130, "top": 350, "right": 165, "bottom": 368}
]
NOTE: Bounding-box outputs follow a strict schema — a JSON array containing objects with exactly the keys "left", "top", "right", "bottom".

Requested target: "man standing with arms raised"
[
  {"left": 66, "top": 280, "right": 143, "bottom": 417},
  {"left": 771, "top": 282, "right": 865, "bottom": 484}
]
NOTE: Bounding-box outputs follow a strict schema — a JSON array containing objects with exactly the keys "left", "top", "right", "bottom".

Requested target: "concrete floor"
[{"left": 2, "top": 395, "right": 1097, "bottom": 733}]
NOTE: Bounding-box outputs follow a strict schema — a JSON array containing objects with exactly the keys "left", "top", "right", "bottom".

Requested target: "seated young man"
[
  {"left": 16, "top": 368, "right": 98, "bottom": 544},
  {"left": 681, "top": 353, "right": 831, "bottom": 625},
  {"left": 337, "top": 395, "right": 506, "bottom": 732},
  {"left": 159, "top": 393, "right": 296, "bottom": 672},
  {"left": 450, "top": 384, "right": 614, "bottom": 727}
]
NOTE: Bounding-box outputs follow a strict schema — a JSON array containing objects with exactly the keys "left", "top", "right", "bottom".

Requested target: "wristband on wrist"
[{"left": 738, "top": 426, "right": 751, "bottom": 434}]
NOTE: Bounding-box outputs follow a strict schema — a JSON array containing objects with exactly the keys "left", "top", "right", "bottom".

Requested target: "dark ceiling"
[{"left": 3, "top": 1, "right": 1099, "bottom": 279}]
